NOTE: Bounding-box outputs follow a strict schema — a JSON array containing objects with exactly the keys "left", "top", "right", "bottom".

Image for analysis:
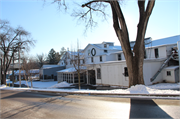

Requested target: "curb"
[{"left": 26, "top": 89, "right": 180, "bottom": 97}]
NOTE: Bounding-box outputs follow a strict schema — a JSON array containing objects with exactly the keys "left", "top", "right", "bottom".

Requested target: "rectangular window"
[
  {"left": 104, "top": 50, "right": 107, "bottom": 53},
  {"left": 124, "top": 67, "right": 128, "bottom": 77},
  {"left": 88, "top": 49, "right": 90, "bottom": 56},
  {"left": 144, "top": 50, "right": 147, "bottom": 59},
  {"left": 82, "top": 59, "right": 85, "bottom": 64},
  {"left": 104, "top": 44, "right": 107, "bottom": 48},
  {"left": 118, "top": 54, "right": 121, "bottom": 60},
  {"left": 154, "top": 48, "right": 159, "bottom": 58},
  {"left": 100, "top": 56, "right": 102, "bottom": 62},
  {"left": 91, "top": 57, "right": 93, "bottom": 63},
  {"left": 97, "top": 68, "right": 101, "bottom": 79},
  {"left": 167, "top": 71, "right": 171, "bottom": 76}
]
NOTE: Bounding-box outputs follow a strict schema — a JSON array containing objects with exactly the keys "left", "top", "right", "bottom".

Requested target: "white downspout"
[{"left": 178, "top": 41, "right": 180, "bottom": 82}]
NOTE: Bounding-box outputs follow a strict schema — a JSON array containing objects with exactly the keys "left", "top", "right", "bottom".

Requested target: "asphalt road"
[{"left": 0, "top": 90, "right": 180, "bottom": 119}]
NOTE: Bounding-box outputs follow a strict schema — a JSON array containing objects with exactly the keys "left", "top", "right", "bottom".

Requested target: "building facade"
[{"left": 58, "top": 35, "right": 180, "bottom": 87}]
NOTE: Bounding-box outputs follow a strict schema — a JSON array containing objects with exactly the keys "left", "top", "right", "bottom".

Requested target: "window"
[
  {"left": 104, "top": 44, "right": 107, "bottom": 48},
  {"left": 100, "top": 56, "right": 102, "bottom": 62},
  {"left": 167, "top": 71, "right": 171, "bottom": 76},
  {"left": 91, "top": 57, "right": 93, "bottom": 63},
  {"left": 104, "top": 50, "right": 108, "bottom": 53},
  {"left": 154, "top": 48, "right": 159, "bottom": 58},
  {"left": 88, "top": 49, "right": 90, "bottom": 56},
  {"left": 118, "top": 54, "right": 121, "bottom": 60},
  {"left": 144, "top": 50, "right": 147, "bottom": 59},
  {"left": 97, "top": 68, "right": 101, "bottom": 79},
  {"left": 82, "top": 59, "right": 85, "bottom": 64},
  {"left": 124, "top": 67, "right": 128, "bottom": 77}
]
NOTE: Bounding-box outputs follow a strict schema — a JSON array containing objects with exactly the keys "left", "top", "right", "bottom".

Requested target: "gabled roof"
[
  {"left": 83, "top": 43, "right": 101, "bottom": 51},
  {"left": 145, "top": 35, "right": 180, "bottom": 48},
  {"left": 41, "top": 65, "right": 61, "bottom": 69},
  {"left": 83, "top": 43, "right": 122, "bottom": 51}
]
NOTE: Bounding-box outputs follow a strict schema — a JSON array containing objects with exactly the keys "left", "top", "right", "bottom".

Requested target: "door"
[{"left": 88, "top": 70, "right": 96, "bottom": 85}]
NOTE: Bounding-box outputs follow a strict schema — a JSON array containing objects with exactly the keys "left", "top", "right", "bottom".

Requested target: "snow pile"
[
  {"left": 126, "top": 84, "right": 180, "bottom": 94},
  {"left": 0, "top": 84, "right": 6, "bottom": 89},
  {"left": 48, "top": 81, "right": 72, "bottom": 89},
  {"left": 127, "top": 85, "right": 150, "bottom": 94}
]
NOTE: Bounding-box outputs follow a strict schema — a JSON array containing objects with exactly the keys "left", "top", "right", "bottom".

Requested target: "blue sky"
[{"left": 1, "top": 0, "right": 179, "bottom": 57}]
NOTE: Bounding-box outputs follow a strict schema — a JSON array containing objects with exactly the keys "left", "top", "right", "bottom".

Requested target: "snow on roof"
[
  {"left": 145, "top": 35, "right": 180, "bottom": 48},
  {"left": 108, "top": 46, "right": 122, "bottom": 50},
  {"left": 10, "top": 69, "right": 39, "bottom": 75},
  {"left": 102, "top": 41, "right": 114, "bottom": 44},
  {"left": 42, "top": 65, "right": 61, "bottom": 69},
  {"left": 65, "top": 51, "right": 84, "bottom": 56},
  {"left": 92, "top": 44, "right": 122, "bottom": 50},
  {"left": 164, "top": 66, "right": 179, "bottom": 70},
  {"left": 57, "top": 66, "right": 86, "bottom": 73}
]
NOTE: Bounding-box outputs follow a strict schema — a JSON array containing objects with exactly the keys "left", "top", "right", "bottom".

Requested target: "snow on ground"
[
  {"left": 1, "top": 80, "right": 180, "bottom": 96},
  {"left": 14, "top": 80, "right": 59, "bottom": 88},
  {"left": 147, "top": 83, "right": 180, "bottom": 90},
  {"left": 48, "top": 81, "right": 73, "bottom": 89}
]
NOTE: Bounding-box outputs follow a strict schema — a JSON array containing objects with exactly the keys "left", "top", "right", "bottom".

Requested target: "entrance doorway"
[{"left": 88, "top": 70, "right": 96, "bottom": 85}]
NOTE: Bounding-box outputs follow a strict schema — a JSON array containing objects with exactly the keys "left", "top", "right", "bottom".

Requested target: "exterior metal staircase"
[{"left": 150, "top": 52, "right": 176, "bottom": 82}]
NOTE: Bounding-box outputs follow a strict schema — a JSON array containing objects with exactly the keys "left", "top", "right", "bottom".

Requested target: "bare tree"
[
  {"left": 36, "top": 53, "right": 47, "bottom": 68},
  {"left": 70, "top": 40, "right": 86, "bottom": 90},
  {"left": 0, "top": 19, "right": 35, "bottom": 85},
  {"left": 22, "top": 57, "right": 38, "bottom": 88},
  {"left": 53, "top": 0, "right": 155, "bottom": 87}
]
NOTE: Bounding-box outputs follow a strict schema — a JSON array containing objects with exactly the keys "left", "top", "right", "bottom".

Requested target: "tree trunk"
[
  {"left": 2, "top": 72, "right": 6, "bottom": 85},
  {"left": 2, "top": 56, "right": 6, "bottom": 85},
  {"left": 31, "top": 78, "right": 33, "bottom": 88},
  {"left": 78, "top": 71, "right": 81, "bottom": 90},
  {"left": 109, "top": 1, "right": 155, "bottom": 87}
]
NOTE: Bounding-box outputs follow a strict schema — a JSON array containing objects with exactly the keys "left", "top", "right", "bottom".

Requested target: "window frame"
[
  {"left": 167, "top": 71, "right": 171, "bottom": 76},
  {"left": 100, "top": 56, "right": 102, "bottom": 62},
  {"left": 97, "top": 68, "right": 101, "bottom": 79},
  {"left": 104, "top": 50, "right": 108, "bottom": 53},
  {"left": 104, "top": 44, "right": 107, "bottom": 48},
  {"left": 118, "top": 54, "right": 121, "bottom": 60},
  {"left": 154, "top": 48, "right": 159, "bottom": 58},
  {"left": 88, "top": 49, "right": 90, "bottom": 56},
  {"left": 91, "top": 57, "right": 94, "bottom": 63},
  {"left": 124, "top": 67, "right": 129, "bottom": 77}
]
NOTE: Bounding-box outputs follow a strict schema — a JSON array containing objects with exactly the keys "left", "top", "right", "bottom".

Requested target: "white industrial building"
[{"left": 57, "top": 35, "right": 179, "bottom": 87}]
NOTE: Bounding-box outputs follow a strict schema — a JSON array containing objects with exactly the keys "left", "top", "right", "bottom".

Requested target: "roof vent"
[{"left": 144, "top": 37, "right": 152, "bottom": 45}]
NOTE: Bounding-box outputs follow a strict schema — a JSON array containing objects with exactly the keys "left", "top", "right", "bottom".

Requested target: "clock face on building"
[{"left": 91, "top": 48, "right": 96, "bottom": 56}]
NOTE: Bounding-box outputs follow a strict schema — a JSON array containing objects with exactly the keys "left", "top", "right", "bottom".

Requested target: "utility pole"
[
  {"left": 18, "top": 46, "right": 21, "bottom": 88},
  {"left": 12, "top": 51, "right": 15, "bottom": 87}
]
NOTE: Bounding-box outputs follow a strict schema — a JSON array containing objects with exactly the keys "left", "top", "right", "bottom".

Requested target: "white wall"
[
  {"left": 106, "top": 54, "right": 116, "bottom": 61},
  {"left": 91, "top": 59, "right": 165, "bottom": 87},
  {"left": 162, "top": 69, "right": 175, "bottom": 83},
  {"left": 145, "top": 45, "right": 176, "bottom": 59},
  {"left": 99, "top": 61, "right": 129, "bottom": 87},
  {"left": 143, "top": 59, "right": 164, "bottom": 85},
  {"left": 84, "top": 45, "right": 101, "bottom": 58}
]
